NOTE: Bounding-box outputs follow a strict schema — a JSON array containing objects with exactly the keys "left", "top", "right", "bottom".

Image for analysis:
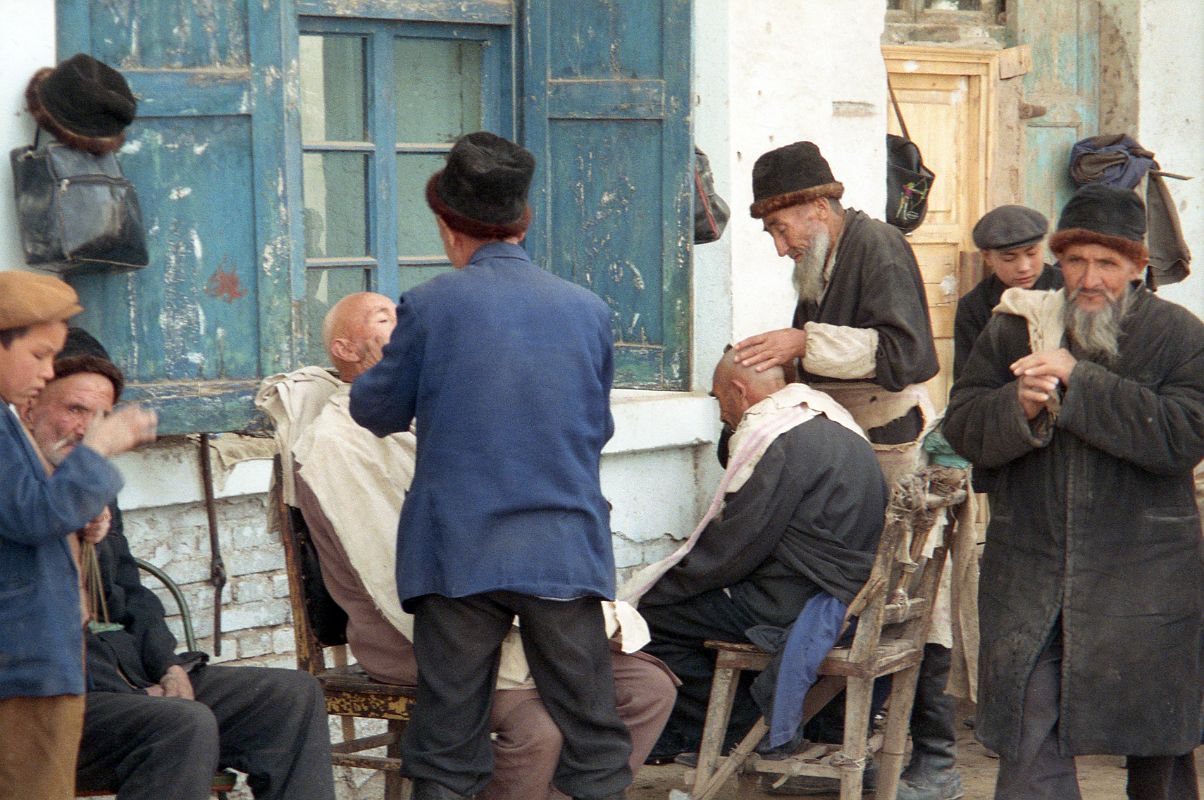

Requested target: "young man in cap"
[
  {"left": 21, "top": 329, "right": 336, "bottom": 800},
  {"left": 350, "top": 132, "right": 632, "bottom": 800},
  {"left": 953, "top": 205, "right": 1063, "bottom": 381},
  {"left": 0, "top": 272, "right": 156, "bottom": 800},
  {"left": 945, "top": 183, "right": 1204, "bottom": 799}
]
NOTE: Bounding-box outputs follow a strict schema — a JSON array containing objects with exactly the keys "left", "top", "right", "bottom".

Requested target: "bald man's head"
[
  {"left": 711, "top": 347, "right": 787, "bottom": 429},
  {"left": 323, "top": 292, "right": 397, "bottom": 381}
]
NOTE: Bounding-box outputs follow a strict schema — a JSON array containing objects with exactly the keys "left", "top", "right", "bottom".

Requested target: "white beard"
[
  {"left": 1063, "top": 286, "right": 1132, "bottom": 362},
  {"left": 792, "top": 225, "right": 831, "bottom": 306}
]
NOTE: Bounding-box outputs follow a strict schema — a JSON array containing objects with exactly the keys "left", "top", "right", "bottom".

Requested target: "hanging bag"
[
  {"left": 11, "top": 130, "right": 149, "bottom": 274},
  {"left": 694, "top": 146, "right": 731, "bottom": 244},
  {"left": 885, "top": 81, "right": 935, "bottom": 234}
]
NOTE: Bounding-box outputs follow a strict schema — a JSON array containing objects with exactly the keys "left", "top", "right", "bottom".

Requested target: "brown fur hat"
[{"left": 26, "top": 54, "right": 136, "bottom": 155}]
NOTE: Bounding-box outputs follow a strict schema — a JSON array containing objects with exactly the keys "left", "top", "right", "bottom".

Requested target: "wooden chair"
[
  {"left": 274, "top": 459, "right": 416, "bottom": 800},
  {"left": 77, "top": 560, "right": 238, "bottom": 799},
  {"left": 682, "top": 466, "right": 970, "bottom": 800}
]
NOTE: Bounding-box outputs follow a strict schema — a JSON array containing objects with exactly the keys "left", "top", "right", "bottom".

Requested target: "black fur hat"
[
  {"left": 750, "top": 141, "right": 845, "bottom": 219},
  {"left": 54, "top": 327, "right": 124, "bottom": 401},
  {"left": 1050, "top": 183, "right": 1148, "bottom": 264},
  {"left": 425, "top": 131, "right": 535, "bottom": 239},
  {"left": 26, "top": 53, "right": 137, "bottom": 155}
]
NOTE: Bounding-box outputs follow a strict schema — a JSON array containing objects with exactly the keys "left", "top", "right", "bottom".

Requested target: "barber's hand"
[
  {"left": 733, "top": 328, "right": 807, "bottom": 373},
  {"left": 79, "top": 507, "right": 112, "bottom": 545},
  {"left": 81, "top": 405, "right": 158, "bottom": 458},
  {"left": 155, "top": 665, "right": 195, "bottom": 700}
]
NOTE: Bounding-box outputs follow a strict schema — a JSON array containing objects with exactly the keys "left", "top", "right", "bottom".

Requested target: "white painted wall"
[
  {"left": 0, "top": 0, "right": 54, "bottom": 271},
  {"left": 1139, "top": 0, "right": 1204, "bottom": 319}
]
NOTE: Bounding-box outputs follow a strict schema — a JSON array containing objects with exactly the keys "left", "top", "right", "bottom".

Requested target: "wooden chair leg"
[
  {"left": 839, "top": 677, "right": 873, "bottom": 800},
  {"left": 875, "top": 662, "right": 922, "bottom": 800},
  {"left": 384, "top": 718, "right": 407, "bottom": 800},
  {"left": 693, "top": 664, "right": 742, "bottom": 798}
]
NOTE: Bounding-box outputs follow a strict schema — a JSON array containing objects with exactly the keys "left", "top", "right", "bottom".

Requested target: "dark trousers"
[
  {"left": 403, "top": 592, "right": 632, "bottom": 799},
  {"left": 75, "top": 665, "right": 335, "bottom": 800},
  {"left": 995, "top": 632, "right": 1199, "bottom": 800},
  {"left": 641, "top": 589, "right": 762, "bottom": 753}
]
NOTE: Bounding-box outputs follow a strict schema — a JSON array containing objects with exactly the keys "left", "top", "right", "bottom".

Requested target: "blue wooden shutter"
[
  {"left": 522, "top": 0, "right": 693, "bottom": 389},
  {"left": 56, "top": 0, "right": 294, "bottom": 433}
]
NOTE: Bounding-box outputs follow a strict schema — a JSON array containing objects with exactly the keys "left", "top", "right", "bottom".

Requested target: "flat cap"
[
  {"left": 972, "top": 205, "right": 1048, "bottom": 251},
  {"left": 0, "top": 271, "right": 83, "bottom": 331}
]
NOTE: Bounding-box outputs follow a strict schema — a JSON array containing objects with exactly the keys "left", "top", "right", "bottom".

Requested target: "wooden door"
[{"left": 883, "top": 46, "right": 1028, "bottom": 409}]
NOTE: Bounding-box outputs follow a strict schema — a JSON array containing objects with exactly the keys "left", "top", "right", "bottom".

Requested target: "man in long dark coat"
[
  {"left": 945, "top": 183, "right": 1204, "bottom": 800},
  {"left": 734, "top": 141, "right": 958, "bottom": 800}
]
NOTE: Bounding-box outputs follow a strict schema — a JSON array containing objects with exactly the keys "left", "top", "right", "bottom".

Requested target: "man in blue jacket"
[
  {"left": 0, "top": 271, "right": 156, "bottom": 800},
  {"left": 350, "top": 132, "right": 631, "bottom": 800}
]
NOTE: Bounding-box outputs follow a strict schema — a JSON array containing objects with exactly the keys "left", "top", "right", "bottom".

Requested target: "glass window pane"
[
  {"left": 925, "top": 0, "right": 981, "bottom": 8},
  {"left": 398, "top": 265, "right": 453, "bottom": 294},
  {"left": 394, "top": 38, "right": 482, "bottom": 143},
  {"left": 305, "top": 268, "right": 369, "bottom": 364},
  {"left": 303, "top": 153, "right": 370, "bottom": 258},
  {"left": 397, "top": 153, "right": 451, "bottom": 258},
  {"left": 887, "top": 0, "right": 903, "bottom": 8},
  {"left": 300, "top": 35, "right": 367, "bottom": 142}
]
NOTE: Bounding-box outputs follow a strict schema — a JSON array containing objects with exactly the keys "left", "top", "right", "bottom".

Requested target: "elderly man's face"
[
  {"left": 1060, "top": 242, "right": 1144, "bottom": 312},
  {"left": 24, "top": 371, "right": 116, "bottom": 465},
  {"left": 761, "top": 201, "right": 829, "bottom": 261}
]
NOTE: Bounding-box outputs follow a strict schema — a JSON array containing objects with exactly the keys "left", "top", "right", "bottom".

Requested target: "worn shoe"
[
  {"left": 761, "top": 759, "right": 877, "bottom": 796},
  {"left": 895, "top": 768, "right": 965, "bottom": 800}
]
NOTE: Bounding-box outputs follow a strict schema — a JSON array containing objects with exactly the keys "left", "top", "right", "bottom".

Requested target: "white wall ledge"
[{"left": 114, "top": 390, "right": 719, "bottom": 510}]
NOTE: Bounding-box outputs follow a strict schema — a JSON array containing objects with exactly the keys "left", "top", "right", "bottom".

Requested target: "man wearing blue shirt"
[{"left": 350, "top": 132, "right": 631, "bottom": 800}]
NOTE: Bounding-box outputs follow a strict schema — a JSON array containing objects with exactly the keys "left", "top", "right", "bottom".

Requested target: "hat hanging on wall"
[{"left": 25, "top": 53, "right": 137, "bottom": 154}]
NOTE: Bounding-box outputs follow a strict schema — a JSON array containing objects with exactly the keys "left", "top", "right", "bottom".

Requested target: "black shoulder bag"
[
  {"left": 885, "top": 82, "right": 935, "bottom": 235},
  {"left": 694, "top": 146, "right": 731, "bottom": 244},
  {"left": 10, "top": 129, "right": 149, "bottom": 274}
]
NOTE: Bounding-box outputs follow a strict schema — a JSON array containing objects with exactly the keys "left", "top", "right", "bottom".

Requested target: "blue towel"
[{"left": 768, "top": 592, "right": 848, "bottom": 748}]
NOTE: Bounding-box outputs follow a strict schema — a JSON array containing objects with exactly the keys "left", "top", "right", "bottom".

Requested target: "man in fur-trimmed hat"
[
  {"left": 0, "top": 273, "right": 155, "bottom": 800},
  {"left": 350, "top": 132, "right": 632, "bottom": 800},
  {"left": 21, "top": 328, "right": 336, "bottom": 800},
  {"left": 735, "top": 141, "right": 939, "bottom": 464},
  {"left": 945, "top": 183, "right": 1204, "bottom": 799}
]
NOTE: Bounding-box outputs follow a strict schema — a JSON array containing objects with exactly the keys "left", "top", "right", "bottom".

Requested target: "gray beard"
[
  {"left": 792, "top": 227, "right": 831, "bottom": 306},
  {"left": 1063, "top": 287, "right": 1132, "bottom": 362}
]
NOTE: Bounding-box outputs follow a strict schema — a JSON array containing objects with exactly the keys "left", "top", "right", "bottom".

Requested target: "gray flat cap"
[{"left": 972, "top": 205, "right": 1048, "bottom": 251}]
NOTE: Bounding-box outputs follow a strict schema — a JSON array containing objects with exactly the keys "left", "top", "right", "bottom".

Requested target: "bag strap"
[
  {"left": 695, "top": 162, "right": 720, "bottom": 240},
  {"left": 887, "top": 79, "right": 912, "bottom": 142},
  {"left": 32, "top": 127, "right": 41, "bottom": 150}
]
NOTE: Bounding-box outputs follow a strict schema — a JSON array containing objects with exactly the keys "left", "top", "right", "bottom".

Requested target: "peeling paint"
[
  {"left": 191, "top": 229, "right": 204, "bottom": 260},
  {"left": 169, "top": 186, "right": 193, "bottom": 200}
]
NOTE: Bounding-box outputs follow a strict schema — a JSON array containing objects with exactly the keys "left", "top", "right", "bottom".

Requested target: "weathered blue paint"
[
  {"left": 58, "top": 0, "right": 295, "bottom": 434},
  {"left": 294, "top": 0, "right": 513, "bottom": 25},
  {"left": 1015, "top": 0, "right": 1100, "bottom": 223},
  {"left": 523, "top": 0, "right": 692, "bottom": 389}
]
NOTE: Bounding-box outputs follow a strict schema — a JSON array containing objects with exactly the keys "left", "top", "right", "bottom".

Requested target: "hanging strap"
[{"left": 888, "top": 79, "right": 912, "bottom": 142}]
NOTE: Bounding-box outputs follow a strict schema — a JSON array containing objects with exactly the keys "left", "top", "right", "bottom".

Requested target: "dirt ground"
[{"left": 628, "top": 717, "right": 1204, "bottom": 800}]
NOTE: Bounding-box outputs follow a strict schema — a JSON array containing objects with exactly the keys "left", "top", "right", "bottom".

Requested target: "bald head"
[
  {"left": 323, "top": 292, "right": 397, "bottom": 382},
  {"left": 711, "top": 348, "right": 787, "bottom": 429}
]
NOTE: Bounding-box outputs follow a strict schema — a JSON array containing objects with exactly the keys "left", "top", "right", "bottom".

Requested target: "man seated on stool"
[
  {"left": 631, "top": 348, "right": 887, "bottom": 764},
  {"left": 290, "top": 291, "right": 677, "bottom": 800},
  {"left": 22, "top": 328, "right": 337, "bottom": 800}
]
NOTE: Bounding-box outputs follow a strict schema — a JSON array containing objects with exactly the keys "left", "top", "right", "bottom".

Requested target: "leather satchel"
[
  {"left": 694, "top": 145, "right": 731, "bottom": 244},
  {"left": 11, "top": 134, "right": 149, "bottom": 273},
  {"left": 885, "top": 82, "right": 935, "bottom": 234}
]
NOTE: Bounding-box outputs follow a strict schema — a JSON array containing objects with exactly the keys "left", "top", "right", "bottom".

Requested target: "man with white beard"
[
  {"left": 734, "top": 141, "right": 939, "bottom": 455},
  {"left": 945, "top": 183, "right": 1204, "bottom": 800}
]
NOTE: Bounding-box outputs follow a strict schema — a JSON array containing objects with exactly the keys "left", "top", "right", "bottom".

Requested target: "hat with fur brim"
[
  {"left": 53, "top": 327, "right": 124, "bottom": 401},
  {"left": 425, "top": 131, "right": 535, "bottom": 239},
  {"left": 26, "top": 53, "right": 136, "bottom": 155},
  {"left": 1049, "top": 183, "right": 1148, "bottom": 264},
  {"left": 749, "top": 141, "right": 844, "bottom": 219}
]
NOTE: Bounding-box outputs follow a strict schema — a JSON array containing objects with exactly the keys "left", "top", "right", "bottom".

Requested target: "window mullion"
[{"left": 371, "top": 25, "right": 401, "bottom": 301}]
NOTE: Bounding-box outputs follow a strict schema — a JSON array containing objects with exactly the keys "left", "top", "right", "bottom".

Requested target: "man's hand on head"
[
  {"left": 733, "top": 328, "right": 808, "bottom": 373},
  {"left": 80, "top": 404, "right": 158, "bottom": 458}
]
